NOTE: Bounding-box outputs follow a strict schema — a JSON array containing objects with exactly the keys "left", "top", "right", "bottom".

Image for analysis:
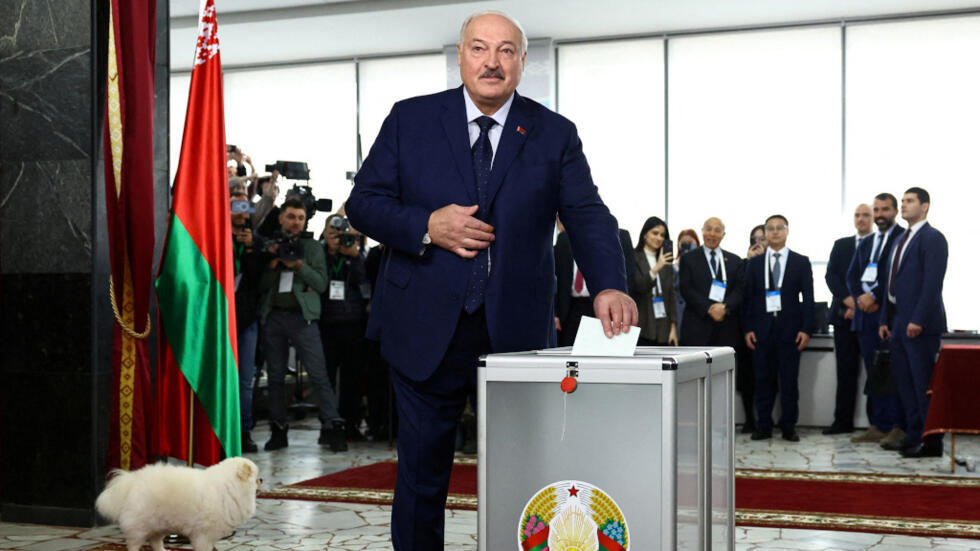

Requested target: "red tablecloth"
[{"left": 924, "top": 345, "right": 980, "bottom": 437}]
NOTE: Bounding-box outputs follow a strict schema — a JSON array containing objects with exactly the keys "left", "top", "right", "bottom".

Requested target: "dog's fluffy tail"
[{"left": 94, "top": 469, "right": 133, "bottom": 522}]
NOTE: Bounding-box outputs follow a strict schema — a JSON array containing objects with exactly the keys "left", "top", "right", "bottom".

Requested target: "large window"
[
  {"left": 222, "top": 63, "right": 357, "bottom": 234},
  {"left": 171, "top": 63, "right": 357, "bottom": 234},
  {"left": 846, "top": 15, "right": 980, "bottom": 331},
  {"left": 358, "top": 54, "right": 446, "bottom": 159},
  {"left": 557, "top": 39, "right": 666, "bottom": 244},
  {"left": 668, "top": 27, "right": 842, "bottom": 304}
]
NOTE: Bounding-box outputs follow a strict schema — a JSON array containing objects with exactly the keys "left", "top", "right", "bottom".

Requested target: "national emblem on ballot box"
[{"left": 518, "top": 480, "right": 629, "bottom": 551}]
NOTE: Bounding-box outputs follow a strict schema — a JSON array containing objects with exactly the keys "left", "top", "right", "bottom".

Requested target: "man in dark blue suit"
[
  {"left": 742, "top": 214, "right": 814, "bottom": 442},
  {"left": 822, "top": 204, "right": 873, "bottom": 435},
  {"left": 878, "top": 187, "right": 947, "bottom": 459},
  {"left": 346, "top": 11, "right": 637, "bottom": 550},
  {"left": 847, "top": 193, "right": 905, "bottom": 447}
]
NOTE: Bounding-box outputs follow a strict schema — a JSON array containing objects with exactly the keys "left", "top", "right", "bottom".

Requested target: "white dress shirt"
[
  {"left": 703, "top": 246, "right": 727, "bottom": 282},
  {"left": 463, "top": 87, "right": 514, "bottom": 167},
  {"left": 765, "top": 246, "right": 789, "bottom": 290}
]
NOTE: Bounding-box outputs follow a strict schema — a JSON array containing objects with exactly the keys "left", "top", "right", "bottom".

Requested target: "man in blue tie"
[
  {"left": 742, "top": 215, "right": 815, "bottom": 442},
  {"left": 878, "top": 187, "right": 947, "bottom": 459},
  {"left": 346, "top": 11, "right": 637, "bottom": 550},
  {"left": 846, "top": 193, "right": 905, "bottom": 447}
]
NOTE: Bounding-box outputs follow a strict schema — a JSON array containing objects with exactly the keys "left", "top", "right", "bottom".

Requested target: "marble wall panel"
[{"left": 0, "top": 160, "right": 92, "bottom": 273}]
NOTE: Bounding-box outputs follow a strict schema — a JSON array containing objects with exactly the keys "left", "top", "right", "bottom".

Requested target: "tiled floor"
[{"left": 2, "top": 424, "right": 979, "bottom": 550}]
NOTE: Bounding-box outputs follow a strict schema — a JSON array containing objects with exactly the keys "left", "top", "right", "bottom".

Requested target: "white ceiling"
[{"left": 168, "top": 0, "right": 980, "bottom": 71}]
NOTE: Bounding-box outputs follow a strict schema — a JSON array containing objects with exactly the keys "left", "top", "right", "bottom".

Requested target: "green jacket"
[{"left": 259, "top": 237, "right": 328, "bottom": 323}]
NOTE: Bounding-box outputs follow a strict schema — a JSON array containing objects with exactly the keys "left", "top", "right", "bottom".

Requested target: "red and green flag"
[
  {"left": 103, "top": 0, "right": 156, "bottom": 472},
  {"left": 153, "top": 0, "right": 240, "bottom": 463}
]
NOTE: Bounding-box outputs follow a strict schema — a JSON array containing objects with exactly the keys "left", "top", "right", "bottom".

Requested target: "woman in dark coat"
[{"left": 630, "top": 216, "right": 678, "bottom": 346}]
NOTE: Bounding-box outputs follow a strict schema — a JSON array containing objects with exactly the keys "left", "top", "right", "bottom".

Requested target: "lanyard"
[
  {"left": 331, "top": 257, "right": 345, "bottom": 278},
  {"left": 707, "top": 250, "right": 727, "bottom": 282},
  {"left": 764, "top": 250, "right": 786, "bottom": 290}
]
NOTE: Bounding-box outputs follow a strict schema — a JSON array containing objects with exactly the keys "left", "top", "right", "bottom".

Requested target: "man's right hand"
[
  {"left": 744, "top": 331, "right": 757, "bottom": 350},
  {"left": 857, "top": 292, "right": 877, "bottom": 312},
  {"left": 879, "top": 324, "right": 891, "bottom": 340},
  {"left": 427, "top": 204, "right": 495, "bottom": 259}
]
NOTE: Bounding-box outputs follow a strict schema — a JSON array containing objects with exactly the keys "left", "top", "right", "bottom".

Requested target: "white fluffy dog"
[{"left": 95, "top": 457, "right": 260, "bottom": 551}]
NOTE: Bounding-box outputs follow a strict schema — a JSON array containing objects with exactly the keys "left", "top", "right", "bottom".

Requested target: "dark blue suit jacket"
[
  {"left": 825, "top": 235, "right": 858, "bottom": 328},
  {"left": 877, "top": 222, "right": 947, "bottom": 335},
  {"left": 846, "top": 223, "right": 904, "bottom": 332},
  {"left": 346, "top": 87, "right": 626, "bottom": 381},
  {"left": 742, "top": 249, "right": 815, "bottom": 343}
]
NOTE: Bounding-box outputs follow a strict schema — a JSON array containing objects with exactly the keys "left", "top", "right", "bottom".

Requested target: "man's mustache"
[{"left": 480, "top": 69, "right": 504, "bottom": 79}]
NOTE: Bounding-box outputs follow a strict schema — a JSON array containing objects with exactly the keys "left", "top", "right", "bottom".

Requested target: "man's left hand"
[
  {"left": 593, "top": 289, "right": 638, "bottom": 338},
  {"left": 906, "top": 322, "right": 923, "bottom": 339},
  {"left": 708, "top": 303, "right": 726, "bottom": 322},
  {"left": 844, "top": 307, "right": 855, "bottom": 320},
  {"left": 795, "top": 331, "right": 810, "bottom": 351},
  {"left": 281, "top": 258, "right": 303, "bottom": 270}
]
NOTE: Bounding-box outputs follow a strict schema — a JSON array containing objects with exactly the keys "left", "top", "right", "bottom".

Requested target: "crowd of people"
[
  {"left": 227, "top": 136, "right": 948, "bottom": 462},
  {"left": 227, "top": 146, "right": 390, "bottom": 454},
  {"left": 555, "top": 188, "right": 947, "bottom": 454}
]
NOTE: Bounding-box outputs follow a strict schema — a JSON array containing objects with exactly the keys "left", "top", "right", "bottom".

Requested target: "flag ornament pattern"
[
  {"left": 519, "top": 480, "right": 629, "bottom": 551},
  {"left": 103, "top": 0, "right": 156, "bottom": 472},
  {"left": 153, "top": 0, "right": 240, "bottom": 463}
]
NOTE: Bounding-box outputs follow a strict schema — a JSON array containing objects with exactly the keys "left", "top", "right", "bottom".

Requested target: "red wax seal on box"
[{"left": 561, "top": 376, "right": 578, "bottom": 393}]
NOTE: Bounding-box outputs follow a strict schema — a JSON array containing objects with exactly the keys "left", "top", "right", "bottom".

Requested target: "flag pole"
[{"left": 187, "top": 396, "right": 195, "bottom": 467}]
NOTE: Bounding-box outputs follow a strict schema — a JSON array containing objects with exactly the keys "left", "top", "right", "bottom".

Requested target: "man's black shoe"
[
  {"left": 821, "top": 425, "right": 854, "bottom": 435},
  {"left": 881, "top": 440, "right": 914, "bottom": 452},
  {"left": 740, "top": 423, "right": 757, "bottom": 434},
  {"left": 750, "top": 430, "right": 772, "bottom": 441},
  {"left": 320, "top": 421, "right": 348, "bottom": 452},
  {"left": 264, "top": 423, "right": 289, "bottom": 451},
  {"left": 782, "top": 429, "right": 800, "bottom": 442},
  {"left": 242, "top": 432, "right": 258, "bottom": 453},
  {"left": 900, "top": 443, "right": 943, "bottom": 458}
]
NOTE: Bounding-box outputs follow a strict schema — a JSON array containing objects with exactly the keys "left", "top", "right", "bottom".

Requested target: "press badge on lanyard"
[
  {"left": 709, "top": 280, "right": 726, "bottom": 302},
  {"left": 652, "top": 273, "right": 667, "bottom": 319},
  {"left": 766, "top": 290, "right": 782, "bottom": 313},
  {"left": 329, "top": 280, "right": 346, "bottom": 301},
  {"left": 861, "top": 263, "right": 878, "bottom": 283}
]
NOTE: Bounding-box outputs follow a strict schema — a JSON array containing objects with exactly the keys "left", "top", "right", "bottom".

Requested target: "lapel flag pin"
[{"left": 516, "top": 125, "right": 527, "bottom": 135}]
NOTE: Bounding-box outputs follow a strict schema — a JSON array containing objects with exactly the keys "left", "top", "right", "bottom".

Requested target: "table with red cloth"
[{"left": 924, "top": 345, "right": 980, "bottom": 437}]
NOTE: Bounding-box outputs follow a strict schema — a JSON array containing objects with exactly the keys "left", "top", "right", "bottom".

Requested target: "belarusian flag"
[
  {"left": 153, "top": 0, "right": 240, "bottom": 463},
  {"left": 103, "top": 0, "right": 156, "bottom": 472}
]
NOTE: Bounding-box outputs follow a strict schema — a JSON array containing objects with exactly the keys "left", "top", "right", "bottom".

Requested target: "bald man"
[
  {"left": 677, "top": 217, "right": 747, "bottom": 425},
  {"left": 823, "top": 204, "right": 874, "bottom": 434}
]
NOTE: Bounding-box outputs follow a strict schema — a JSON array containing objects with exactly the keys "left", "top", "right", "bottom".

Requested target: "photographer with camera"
[
  {"left": 226, "top": 144, "right": 256, "bottom": 190},
  {"left": 258, "top": 198, "right": 347, "bottom": 452},
  {"left": 230, "top": 191, "right": 269, "bottom": 453},
  {"left": 250, "top": 172, "right": 279, "bottom": 231},
  {"left": 319, "top": 214, "right": 370, "bottom": 441}
]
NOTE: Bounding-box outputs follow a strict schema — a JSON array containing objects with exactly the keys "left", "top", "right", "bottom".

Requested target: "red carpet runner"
[{"left": 259, "top": 461, "right": 980, "bottom": 538}]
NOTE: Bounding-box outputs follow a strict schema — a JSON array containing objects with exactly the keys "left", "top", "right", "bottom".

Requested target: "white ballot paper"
[{"left": 570, "top": 315, "right": 640, "bottom": 357}]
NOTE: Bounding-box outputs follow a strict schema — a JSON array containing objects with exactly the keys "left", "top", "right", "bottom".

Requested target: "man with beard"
[{"left": 847, "top": 193, "right": 905, "bottom": 447}]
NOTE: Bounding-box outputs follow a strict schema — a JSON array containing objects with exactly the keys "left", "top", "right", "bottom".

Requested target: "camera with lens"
[
  {"left": 267, "top": 229, "right": 312, "bottom": 261},
  {"left": 328, "top": 216, "right": 358, "bottom": 248},
  {"left": 286, "top": 183, "right": 333, "bottom": 221}
]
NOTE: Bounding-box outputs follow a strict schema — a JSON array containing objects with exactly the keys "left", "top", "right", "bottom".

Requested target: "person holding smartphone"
[{"left": 631, "top": 216, "right": 679, "bottom": 346}]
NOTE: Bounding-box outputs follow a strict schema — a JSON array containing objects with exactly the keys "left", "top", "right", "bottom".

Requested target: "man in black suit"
[
  {"left": 823, "top": 204, "right": 873, "bottom": 434},
  {"left": 679, "top": 217, "right": 745, "bottom": 347},
  {"left": 743, "top": 215, "right": 815, "bottom": 442},
  {"left": 554, "top": 220, "right": 634, "bottom": 346},
  {"left": 678, "top": 217, "right": 748, "bottom": 427},
  {"left": 847, "top": 193, "right": 905, "bottom": 447}
]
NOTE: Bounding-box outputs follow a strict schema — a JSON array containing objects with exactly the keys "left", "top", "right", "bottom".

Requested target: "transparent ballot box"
[{"left": 478, "top": 346, "right": 735, "bottom": 551}]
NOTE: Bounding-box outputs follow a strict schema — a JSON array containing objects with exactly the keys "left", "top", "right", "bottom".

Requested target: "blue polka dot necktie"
[{"left": 464, "top": 115, "right": 496, "bottom": 313}]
